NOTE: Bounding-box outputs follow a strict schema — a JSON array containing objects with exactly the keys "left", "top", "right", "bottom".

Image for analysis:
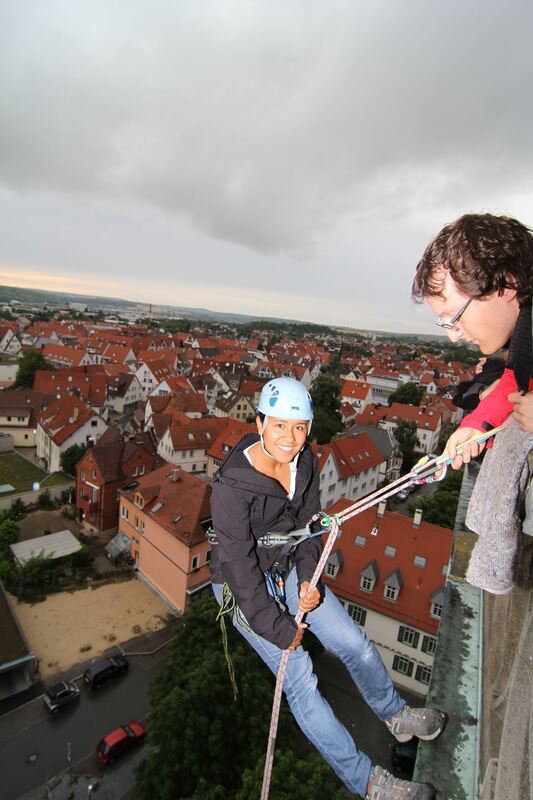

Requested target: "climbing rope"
[
  {"left": 260, "top": 512, "right": 339, "bottom": 800},
  {"left": 259, "top": 422, "right": 509, "bottom": 800}
]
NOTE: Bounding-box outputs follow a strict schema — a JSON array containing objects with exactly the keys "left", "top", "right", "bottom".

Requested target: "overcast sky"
[{"left": 1, "top": 1, "right": 532, "bottom": 334}]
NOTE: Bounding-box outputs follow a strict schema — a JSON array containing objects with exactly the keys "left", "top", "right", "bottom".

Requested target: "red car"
[{"left": 95, "top": 721, "right": 145, "bottom": 765}]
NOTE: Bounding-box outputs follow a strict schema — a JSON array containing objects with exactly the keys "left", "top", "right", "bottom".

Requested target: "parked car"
[
  {"left": 95, "top": 721, "right": 146, "bottom": 765},
  {"left": 43, "top": 681, "right": 80, "bottom": 713},
  {"left": 397, "top": 485, "right": 417, "bottom": 501},
  {"left": 83, "top": 655, "right": 129, "bottom": 690}
]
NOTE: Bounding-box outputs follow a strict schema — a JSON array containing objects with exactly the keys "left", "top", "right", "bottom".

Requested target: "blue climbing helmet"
[{"left": 257, "top": 377, "right": 313, "bottom": 423}]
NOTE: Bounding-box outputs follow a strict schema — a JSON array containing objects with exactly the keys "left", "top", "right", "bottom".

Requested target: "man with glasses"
[{"left": 412, "top": 213, "right": 533, "bottom": 594}]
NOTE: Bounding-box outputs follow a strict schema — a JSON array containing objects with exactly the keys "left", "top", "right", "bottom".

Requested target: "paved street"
[{"left": 0, "top": 628, "right": 174, "bottom": 800}]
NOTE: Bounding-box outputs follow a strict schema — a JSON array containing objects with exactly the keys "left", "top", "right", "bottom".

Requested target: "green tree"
[
  {"left": 0, "top": 519, "right": 20, "bottom": 549},
  {"left": 60, "top": 443, "right": 87, "bottom": 476},
  {"left": 395, "top": 420, "right": 420, "bottom": 473},
  {"left": 309, "top": 374, "right": 343, "bottom": 444},
  {"left": 136, "top": 597, "right": 297, "bottom": 800},
  {"left": 14, "top": 349, "right": 54, "bottom": 388},
  {"left": 236, "top": 751, "right": 352, "bottom": 800},
  {"left": 135, "top": 598, "right": 345, "bottom": 799},
  {"left": 440, "top": 345, "right": 477, "bottom": 364},
  {"left": 408, "top": 468, "right": 464, "bottom": 529},
  {"left": 162, "top": 318, "right": 192, "bottom": 333},
  {"left": 387, "top": 382, "right": 425, "bottom": 406}
]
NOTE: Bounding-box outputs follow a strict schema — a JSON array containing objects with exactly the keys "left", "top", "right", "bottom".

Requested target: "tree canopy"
[
  {"left": 387, "top": 382, "right": 426, "bottom": 407},
  {"left": 394, "top": 420, "right": 419, "bottom": 473},
  {"left": 309, "top": 374, "right": 343, "bottom": 444},
  {"left": 60, "top": 443, "right": 87, "bottom": 476},
  {"left": 135, "top": 596, "right": 350, "bottom": 799},
  {"left": 0, "top": 519, "right": 20, "bottom": 549},
  {"left": 408, "top": 468, "right": 464, "bottom": 529},
  {"left": 14, "top": 348, "right": 54, "bottom": 388}
]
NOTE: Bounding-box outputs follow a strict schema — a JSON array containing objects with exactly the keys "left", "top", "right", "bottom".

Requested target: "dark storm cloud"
[{"left": 1, "top": 0, "right": 532, "bottom": 257}]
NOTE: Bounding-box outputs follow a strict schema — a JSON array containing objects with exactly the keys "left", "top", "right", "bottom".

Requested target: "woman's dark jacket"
[{"left": 210, "top": 432, "right": 322, "bottom": 650}]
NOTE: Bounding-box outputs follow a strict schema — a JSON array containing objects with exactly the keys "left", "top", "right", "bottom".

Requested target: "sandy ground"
[
  {"left": 11, "top": 580, "right": 171, "bottom": 678},
  {"left": 18, "top": 508, "right": 84, "bottom": 541}
]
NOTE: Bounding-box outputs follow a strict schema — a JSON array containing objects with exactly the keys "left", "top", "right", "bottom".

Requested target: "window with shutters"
[
  {"left": 392, "top": 655, "right": 414, "bottom": 677},
  {"left": 422, "top": 635, "right": 437, "bottom": 655},
  {"left": 415, "top": 665, "right": 432, "bottom": 685},
  {"left": 398, "top": 625, "right": 420, "bottom": 649},
  {"left": 345, "top": 602, "right": 367, "bottom": 626}
]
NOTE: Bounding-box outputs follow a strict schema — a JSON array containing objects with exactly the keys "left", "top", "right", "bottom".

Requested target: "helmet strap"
[{"left": 259, "top": 416, "right": 276, "bottom": 460}]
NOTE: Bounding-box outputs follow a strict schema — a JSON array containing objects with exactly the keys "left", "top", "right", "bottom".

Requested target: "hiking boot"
[
  {"left": 385, "top": 705, "right": 447, "bottom": 743},
  {"left": 367, "top": 766, "right": 436, "bottom": 799}
]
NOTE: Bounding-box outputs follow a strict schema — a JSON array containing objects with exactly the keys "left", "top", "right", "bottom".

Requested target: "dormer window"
[
  {"left": 360, "top": 560, "right": 379, "bottom": 593},
  {"left": 325, "top": 550, "right": 343, "bottom": 579},
  {"left": 430, "top": 586, "right": 445, "bottom": 619},
  {"left": 383, "top": 568, "right": 403, "bottom": 602}
]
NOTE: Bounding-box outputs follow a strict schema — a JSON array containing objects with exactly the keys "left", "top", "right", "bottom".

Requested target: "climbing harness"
[{"left": 259, "top": 422, "right": 509, "bottom": 800}]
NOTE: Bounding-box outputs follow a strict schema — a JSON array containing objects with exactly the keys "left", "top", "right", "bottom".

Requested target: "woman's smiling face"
[{"left": 257, "top": 416, "right": 308, "bottom": 463}]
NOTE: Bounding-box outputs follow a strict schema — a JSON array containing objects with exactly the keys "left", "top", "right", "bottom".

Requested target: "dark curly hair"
[{"left": 412, "top": 213, "right": 533, "bottom": 306}]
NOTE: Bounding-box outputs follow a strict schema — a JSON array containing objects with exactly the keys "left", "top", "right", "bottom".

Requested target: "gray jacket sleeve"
[{"left": 211, "top": 480, "right": 298, "bottom": 650}]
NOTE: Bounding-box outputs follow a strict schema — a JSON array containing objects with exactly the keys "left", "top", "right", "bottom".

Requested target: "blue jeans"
[{"left": 212, "top": 567, "right": 404, "bottom": 796}]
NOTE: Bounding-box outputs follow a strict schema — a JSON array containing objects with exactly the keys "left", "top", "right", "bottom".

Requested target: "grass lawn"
[{"left": 0, "top": 452, "right": 71, "bottom": 496}]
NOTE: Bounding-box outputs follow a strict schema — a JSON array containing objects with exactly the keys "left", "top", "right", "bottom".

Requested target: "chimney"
[
  {"left": 413, "top": 508, "right": 423, "bottom": 528},
  {"left": 170, "top": 468, "right": 180, "bottom": 482},
  {"left": 377, "top": 500, "right": 386, "bottom": 518}
]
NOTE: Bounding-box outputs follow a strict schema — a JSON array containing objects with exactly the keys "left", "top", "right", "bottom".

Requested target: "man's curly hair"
[{"left": 412, "top": 213, "right": 533, "bottom": 306}]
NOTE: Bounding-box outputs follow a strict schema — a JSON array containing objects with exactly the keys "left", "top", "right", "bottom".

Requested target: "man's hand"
[
  {"left": 298, "top": 581, "right": 321, "bottom": 614},
  {"left": 443, "top": 427, "right": 485, "bottom": 470},
  {"left": 509, "top": 392, "right": 533, "bottom": 432},
  {"left": 287, "top": 623, "right": 307, "bottom": 651}
]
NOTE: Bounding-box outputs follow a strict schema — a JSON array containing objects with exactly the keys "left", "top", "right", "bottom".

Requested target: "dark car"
[
  {"left": 95, "top": 721, "right": 145, "bottom": 765},
  {"left": 83, "top": 655, "right": 129, "bottom": 690},
  {"left": 392, "top": 739, "right": 418, "bottom": 777},
  {"left": 43, "top": 681, "right": 80, "bottom": 713}
]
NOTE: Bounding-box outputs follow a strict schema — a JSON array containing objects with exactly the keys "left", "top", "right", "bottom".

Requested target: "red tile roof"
[
  {"left": 167, "top": 417, "right": 227, "bottom": 451},
  {"left": 387, "top": 403, "right": 441, "bottom": 432},
  {"left": 207, "top": 420, "right": 257, "bottom": 460},
  {"left": 42, "top": 344, "right": 91, "bottom": 367},
  {"left": 323, "top": 498, "right": 452, "bottom": 634},
  {"left": 312, "top": 432, "right": 385, "bottom": 479},
  {"left": 34, "top": 367, "right": 107, "bottom": 408},
  {"left": 341, "top": 381, "right": 371, "bottom": 401},
  {"left": 121, "top": 462, "right": 212, "bottom": 546},
  {"left": 38, "top": 396, "right": 98, "bottom": 445}
]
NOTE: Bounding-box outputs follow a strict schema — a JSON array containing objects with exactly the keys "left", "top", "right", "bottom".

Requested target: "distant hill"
[
  {"left": 0, "top": 283, "right": 446, "bottom": 342},
  {"left": 0, "top": 284, "right": 315, "bottom": 327},
  {"left": 0, "top": 284, "right": 137, "bottom": 309}
]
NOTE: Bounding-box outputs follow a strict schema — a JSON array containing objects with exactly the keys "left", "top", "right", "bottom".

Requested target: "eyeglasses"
[{"left": 435, "top": 298, "right": 472, "bottom": 331}]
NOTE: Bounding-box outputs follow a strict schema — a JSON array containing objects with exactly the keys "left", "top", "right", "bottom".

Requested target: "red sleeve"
[{"left": 460, "top": 369, "right": 517, "bottom": 431}]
